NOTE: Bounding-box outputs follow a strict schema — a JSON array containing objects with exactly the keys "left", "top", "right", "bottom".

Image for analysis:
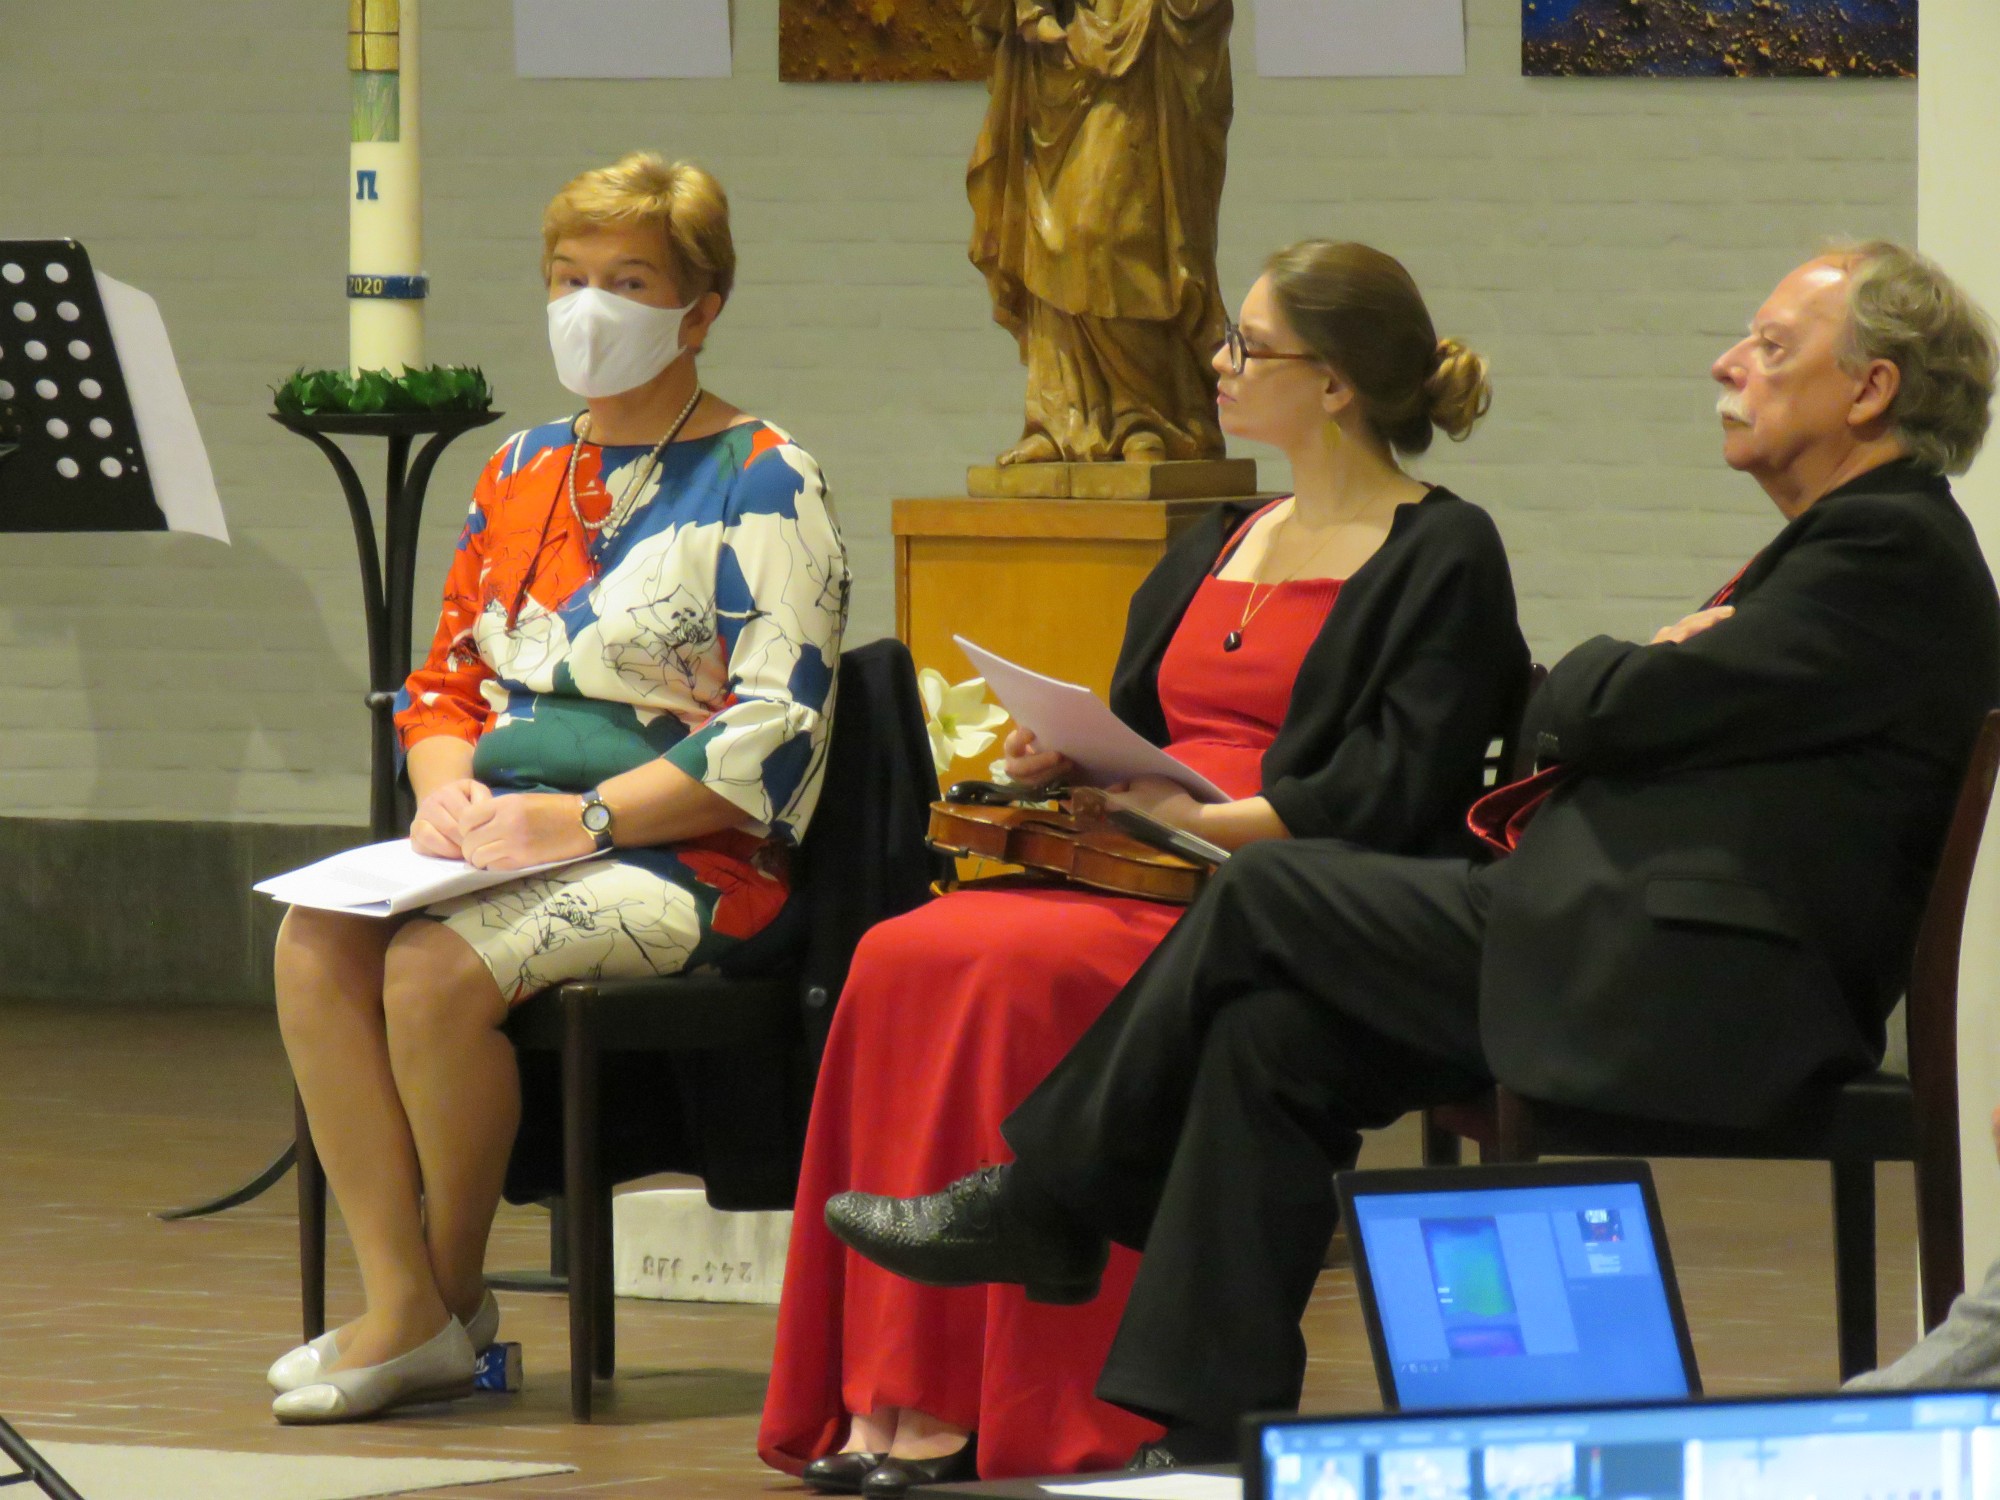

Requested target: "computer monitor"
[
  {"left": 1336, "top": 1161, "right": 1699, "bottom": 1412},
  {"left": 1246, "top": 1389, "right": 2000, "bottom": 1500}
]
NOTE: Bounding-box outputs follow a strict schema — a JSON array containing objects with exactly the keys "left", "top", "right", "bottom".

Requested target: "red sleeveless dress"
[{"left": 760, "top": 563, "right": 1339, "bottom": 1481}]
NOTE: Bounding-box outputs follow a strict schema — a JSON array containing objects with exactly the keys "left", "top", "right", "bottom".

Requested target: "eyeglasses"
[{"left": 1219, "top": 320, "right": 1323, "bottom": 377}]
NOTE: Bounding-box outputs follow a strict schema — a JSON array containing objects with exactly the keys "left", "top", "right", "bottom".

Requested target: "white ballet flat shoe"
[
  {"left": 271, "top": 1317, "right": 476, "bottom": 1424},
  {"left": 266, "top": 1289, "right": 499, "bottom": 1395},
  {"left": 266, "top": 1329, "right": 341, "bottom": 1394}
]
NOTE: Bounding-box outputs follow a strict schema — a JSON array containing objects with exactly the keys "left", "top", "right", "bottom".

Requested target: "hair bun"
[{"left": 1426, "top": 338, "right": 1492, "bottom": 441}]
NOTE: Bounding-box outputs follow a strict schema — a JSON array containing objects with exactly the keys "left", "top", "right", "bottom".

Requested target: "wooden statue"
[{"left": 964, "top": 0, "right": 1233, "bottom": 467}]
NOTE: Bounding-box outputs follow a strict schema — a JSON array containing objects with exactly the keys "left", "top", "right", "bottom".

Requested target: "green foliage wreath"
[{"left": 273, "top": 365, "right": 493, "bottom": 416}]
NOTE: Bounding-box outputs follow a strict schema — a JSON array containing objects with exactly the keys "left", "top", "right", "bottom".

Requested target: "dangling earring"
[{"left": 1322, "top": 414, "right": 1344, "bottom": 450}]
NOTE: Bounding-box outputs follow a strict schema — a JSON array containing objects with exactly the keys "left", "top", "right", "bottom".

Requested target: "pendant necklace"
[
  {"left": 1223, "top": 503, "right": 1359, "bottom": 652},
  {"left": 568, "top": 383, "right": 704, "bottom": 541}
]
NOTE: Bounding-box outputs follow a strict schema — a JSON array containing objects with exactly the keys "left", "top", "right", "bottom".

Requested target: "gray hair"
[{"left": 1828, "top": 240, "right": 1998, "bottom": 476}]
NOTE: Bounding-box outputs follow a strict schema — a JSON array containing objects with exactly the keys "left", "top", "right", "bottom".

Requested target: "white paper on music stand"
[
  {"left": 95, "top": 272, "right": 228, "bottom": 543},
  {"left": 1253, "top": 0, "right": 1465, "bottom": 77},
  {"left": 254, "top": 838, "right": 595, "bottom": 918},
  {"left": 1043, "top": 1476, "right": 1241, "bottom": 1500},
  {"left": 953, "top": 637, "right": 1228, "bottom": 804},
  {"left": 514, "top": 0, "right": 732, "bottom": 78}
]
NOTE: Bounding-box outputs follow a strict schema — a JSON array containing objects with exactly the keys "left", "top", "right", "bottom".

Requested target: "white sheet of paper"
[
  {"left": 514, "top": 0, "right": 732, "bottom": 78},
  {"left": 254, "top": 838, "right": 595, "bottom": 918},
  {"left": 954, "top": 636, "right": 1228, "bottom": 804},
  {"left": 1043, "top": 1477, "right": 1241, "bottom": 1500},
  {"left": 1253, "top": 0, "right": 1465, "bottom": 77},
  {"left": 96, "top": 272, "right": 228, "bottom": 542}
]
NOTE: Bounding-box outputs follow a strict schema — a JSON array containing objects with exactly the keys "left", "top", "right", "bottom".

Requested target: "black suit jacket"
[
  {"left": 1481, "top": 460, "right": 2000, "bottom": 1128},
  {"left": 1110, "top": 488, "right": 1530, "bottom": 855}
]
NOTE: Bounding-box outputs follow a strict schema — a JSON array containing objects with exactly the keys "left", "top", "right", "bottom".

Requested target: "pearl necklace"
[{"left": 566, "top": 384, "right": 704, "bottom": 540}]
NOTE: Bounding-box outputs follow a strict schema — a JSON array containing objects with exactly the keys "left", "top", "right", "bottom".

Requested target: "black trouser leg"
[
  {"left": 1002, "top": 841, "right": 1493, "bottom": 1431},
  {"left": 1098, "top": 987, "right": 1486, "bottom": 1430}
]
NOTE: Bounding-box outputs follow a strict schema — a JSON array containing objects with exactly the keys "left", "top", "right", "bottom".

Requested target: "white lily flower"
[{"left": 919, "top": 668, "right": 1010, "bottom": 775}]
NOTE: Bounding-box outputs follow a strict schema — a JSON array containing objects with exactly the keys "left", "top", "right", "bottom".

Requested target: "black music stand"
[
  {"left": 0, "top": 1417, "right": 83, "bottom": 1500},
  {"left": 0, "top": 240, "right": 175, "bottom": 533},
  {"left": 0, "top": 240, "right": 228, "bottom": 1500}
]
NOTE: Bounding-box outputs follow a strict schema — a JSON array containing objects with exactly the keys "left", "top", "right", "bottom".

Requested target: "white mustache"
[{"left": 1716, "top": 393, "right": 1752, "bottom": 424}]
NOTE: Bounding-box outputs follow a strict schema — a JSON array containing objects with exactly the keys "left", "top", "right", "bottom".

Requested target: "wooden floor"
[{"left": 0, "top": 1001, "right": 1926, "bottom": 1499}]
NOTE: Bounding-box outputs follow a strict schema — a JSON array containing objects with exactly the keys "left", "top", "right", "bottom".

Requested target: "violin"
[{"left": 927, "top": 783, "right": 1214, "bottom": 905}]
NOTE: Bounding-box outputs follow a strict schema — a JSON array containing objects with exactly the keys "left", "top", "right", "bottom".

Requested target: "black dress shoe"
[
  {"left": 859, "top": 1436, "right": 978, "bottom": 1497},
  {"left": 825, "top": 1165, "right": 1108, "bottom": 1305},
  {"left": 1129, "top": 1426, "right": 1236, "bottom": 1469},
  {"left": 803, "top": 1451, "right": 887, "bottom": 1494}
]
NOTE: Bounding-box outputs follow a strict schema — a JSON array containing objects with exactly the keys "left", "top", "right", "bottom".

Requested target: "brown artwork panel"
[
  {"left": 1522, "top": 0, "right": 1915, "bottom": 78},
  {"left": 780, "top": 0, "right": 989, "bottom": 81}
]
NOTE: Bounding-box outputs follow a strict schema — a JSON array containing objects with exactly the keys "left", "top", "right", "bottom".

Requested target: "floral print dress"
[{"left": 392, "top": 415, "right": 848, "bottom": 1002}]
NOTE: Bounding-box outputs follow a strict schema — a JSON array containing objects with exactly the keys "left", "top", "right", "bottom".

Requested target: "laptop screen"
[
  {"left": 1247, "top": 1390, "right": 2000, "bottom": 1500},
  {"left": 1337, "top": 1163, "right": 1697, "bottom": 1411}
]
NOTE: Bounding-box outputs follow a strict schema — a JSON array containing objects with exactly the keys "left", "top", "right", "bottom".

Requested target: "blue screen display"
[
  {"left": 1258, "top": 1392, "right": 2000, "bottom": 1500},
  {"left": 1349, "top": 1181, "right": 1689, "bottom": 1411}
]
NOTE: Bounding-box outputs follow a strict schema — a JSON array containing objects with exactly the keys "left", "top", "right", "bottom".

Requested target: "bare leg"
[
  {"left": 381, "top": 919, "right": 519, "bottom": 1325},
  {"left": 835, "top": 1406, "right": 973, "bottom": 1460},
  {"left": 887, "top": 1409, "right": 971, "bottom": 1461},
  {"left": 274, "top": 908, "right": 451, "bottom": 1372},
  {"left": 843, "top": 1409, "right": 898, "bottom": 1455}
]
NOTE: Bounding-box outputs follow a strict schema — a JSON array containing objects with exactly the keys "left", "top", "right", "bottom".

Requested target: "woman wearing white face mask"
[{"left": 262, "top": 151, "right": 848, "bottom": 1424}]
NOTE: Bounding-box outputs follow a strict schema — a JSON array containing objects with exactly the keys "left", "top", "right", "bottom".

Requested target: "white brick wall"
[{"left": 0, "top": 0, "right": 1915, "bottom": 821}]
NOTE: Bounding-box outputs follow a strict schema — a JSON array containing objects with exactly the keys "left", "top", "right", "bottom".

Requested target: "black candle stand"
[
  {"left": 273, "top": 408, "right": 505, "bottom": 836},
  {"left": 155, "top": 407, "right": 501, "bottom": 1244}
]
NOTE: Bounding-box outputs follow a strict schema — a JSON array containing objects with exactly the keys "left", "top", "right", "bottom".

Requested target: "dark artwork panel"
[
  {"left": 1523, "top": 0, "right": 1915, "bottom": 78},
  {"left": 780, "top": 0, "right": 989, "bottom": 81}
]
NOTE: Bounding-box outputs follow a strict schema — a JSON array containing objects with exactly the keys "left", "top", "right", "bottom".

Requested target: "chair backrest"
[
  {"left": 792, "top": 637, "right": 950, "bottom": 1059},
  {"left": 1903, "top": 709, "right": 2000, "bottom": 1191},
  {"left": 1486, "top": 662, "right": 1550, "bottom": 787}
]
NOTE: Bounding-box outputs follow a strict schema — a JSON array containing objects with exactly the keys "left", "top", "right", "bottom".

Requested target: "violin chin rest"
[{"left": 944, "top": 779, "right": 1031, "bottom": 807}]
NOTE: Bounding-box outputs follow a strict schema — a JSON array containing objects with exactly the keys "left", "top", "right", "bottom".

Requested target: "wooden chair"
[
  {"left": 1424, "top": 709, "right": 2000, "bottom": 1381},
  {"left": 1486, "top": 663, "right": 1549, "bottom": 792},
  {"left": 1415, "top": 661, "right": 1545, "bottom": 1170},
  {"left": 296, "top": 637, "right": 945, "bottom": 1420}
]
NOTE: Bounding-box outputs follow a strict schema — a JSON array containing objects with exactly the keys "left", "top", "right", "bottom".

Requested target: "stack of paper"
[
  {"left": 253, "top": 839, "right": 593, "bottom": 918},
  {"left": 954, "top": 637, "right": 1228, "bottom": 803}
]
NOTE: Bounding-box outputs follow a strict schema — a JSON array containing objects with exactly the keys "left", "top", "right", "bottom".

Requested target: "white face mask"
[{"left": 546, "top": 286, "right": 689, "bottom": 398}]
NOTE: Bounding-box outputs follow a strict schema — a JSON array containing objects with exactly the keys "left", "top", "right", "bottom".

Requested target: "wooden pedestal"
[{"left": 892, "top": 493, "right": 1256, "bottom": 778}]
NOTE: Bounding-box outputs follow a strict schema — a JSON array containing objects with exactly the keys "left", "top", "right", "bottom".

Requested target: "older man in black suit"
[{"left": 826, "top": 243, "right": 2000, "bottom": 1465}]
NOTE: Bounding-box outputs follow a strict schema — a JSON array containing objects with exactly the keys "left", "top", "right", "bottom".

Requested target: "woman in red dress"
[{"left": 760, "top": 242, "right": 1529, "bottom": 1493}]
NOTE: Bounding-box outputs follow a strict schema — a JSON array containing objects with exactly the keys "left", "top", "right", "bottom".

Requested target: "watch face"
[{"left": 582, "top": 800, "right": 613, "bottom": 835}]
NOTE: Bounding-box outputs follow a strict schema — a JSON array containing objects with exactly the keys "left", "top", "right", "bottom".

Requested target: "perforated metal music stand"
[
  {"left": 0, "top": 1412, "right": 84, "bottom": 1498},
  {"left": 0, "top": 239, "right": 167, "bottom": 533},
  {"left": 0, "top": 242, "right": 198, "bottom": 1499}
]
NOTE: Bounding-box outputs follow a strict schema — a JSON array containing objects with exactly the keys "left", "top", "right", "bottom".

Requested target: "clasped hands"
[{"left": 410, "top": 779, "right": 595, "bottom": 870}]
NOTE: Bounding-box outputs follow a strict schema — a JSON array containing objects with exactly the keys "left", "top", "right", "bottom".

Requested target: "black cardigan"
[{"left": 1108, "top": 488, "right": 1530, "bottom": 855}]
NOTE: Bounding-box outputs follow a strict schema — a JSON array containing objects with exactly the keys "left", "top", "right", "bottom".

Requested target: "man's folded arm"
[{"left": 1536, "top": 499, "right": 1952, "bottom": 776}]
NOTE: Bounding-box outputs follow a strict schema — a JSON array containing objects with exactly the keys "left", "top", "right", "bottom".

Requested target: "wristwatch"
[{"left": 579, "top": 787, "right": 615, "bottom": 853}]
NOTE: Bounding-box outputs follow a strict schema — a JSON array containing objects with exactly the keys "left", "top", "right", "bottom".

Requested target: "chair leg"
[
  {"left": 295, "top": 1091, "right": 326, "bottom": 1342},
  {"left": 1486, "top": 1089, "right": 1539, "bottom": 1165},
  {"left": 1914, "top": 1139, "right": 1967, "bottom": 1335},
  {"left": 562, "top": 998, "right": 602, "bottom": 1422},
  {"left": 1832, "top": 1158, "right": 1878, "bottom": 1381},
  {"left": 593, "top": 1186, "right": 616, "bottom": 1380},
  {"left": 1420, "top": 1111, "right": 1462, "bottom": 1167},
  {"left": 549, "top": 1196, "right": 569, "bottom": 1281}
]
